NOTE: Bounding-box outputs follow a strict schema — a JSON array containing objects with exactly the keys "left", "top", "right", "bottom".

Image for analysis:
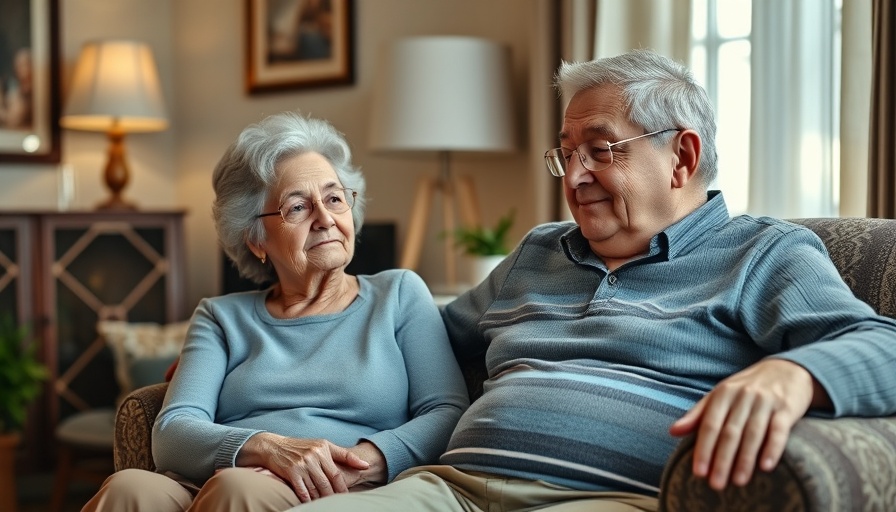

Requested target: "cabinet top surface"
[{"left": 0, "top": 209, "right": 188, "bottom": 217}]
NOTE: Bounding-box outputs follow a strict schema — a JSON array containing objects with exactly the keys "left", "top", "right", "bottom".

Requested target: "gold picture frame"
[
  {"left": 0, "top": 0, "right": 60, "bottom": 163},
  {"left": 245, "top": 0, "right": 354, "bottom": 94}
]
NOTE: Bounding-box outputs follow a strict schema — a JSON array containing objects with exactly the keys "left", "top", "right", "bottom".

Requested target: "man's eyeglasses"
[
  {"left": 257, "top": 188, "right": 357, "bottom": 224},
  {"left": 544, "top": 128, "right": 679, "bottom": 177}
]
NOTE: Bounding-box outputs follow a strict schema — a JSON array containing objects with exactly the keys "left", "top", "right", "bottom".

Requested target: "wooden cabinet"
[{"left": 0, "top": 210, "right": 187, "bottom": 468}]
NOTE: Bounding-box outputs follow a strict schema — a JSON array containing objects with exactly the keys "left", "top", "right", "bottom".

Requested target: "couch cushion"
[
  {"left": 98, "top": 320, "right": 189, "bottom": 403},
  {"left": 790, "top": 218, "right": 896, "bottom": 319}
]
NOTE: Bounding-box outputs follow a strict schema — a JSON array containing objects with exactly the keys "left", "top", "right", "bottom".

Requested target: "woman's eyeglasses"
[{"left": 257, "top": 188, "right": 356, "bottom": 224}]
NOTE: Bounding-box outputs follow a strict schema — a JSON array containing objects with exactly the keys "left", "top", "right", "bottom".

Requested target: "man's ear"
[{"left": 671, "top": 130, "right": 701, "bottom": 189}]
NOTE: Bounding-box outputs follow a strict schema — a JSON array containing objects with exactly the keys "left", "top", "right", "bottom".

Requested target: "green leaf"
[
  {"left": 0, "top": 314, "right": 48, "bottom": 433},
  {"left": 445, "top": 210, "right": 516, "bottom": 256}
]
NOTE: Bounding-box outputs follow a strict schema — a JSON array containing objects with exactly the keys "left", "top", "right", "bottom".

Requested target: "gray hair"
[
  {"left": 555, "top": 49, "right": 718, "bottom": 186},
  {"left": 212, "top": 111, "right": 367, "bottom": 284}
]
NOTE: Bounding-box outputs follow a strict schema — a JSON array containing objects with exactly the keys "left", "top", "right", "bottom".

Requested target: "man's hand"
[{"left": 669, "top": 358, "right": 829, "bottom": 490}]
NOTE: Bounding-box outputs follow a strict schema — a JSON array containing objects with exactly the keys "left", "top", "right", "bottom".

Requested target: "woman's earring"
[{"left": 260, "top": 254, "right": 266, "bottom": 264}]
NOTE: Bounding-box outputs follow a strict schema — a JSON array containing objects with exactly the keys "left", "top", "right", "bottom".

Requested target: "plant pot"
[
  {"left": 0, "top": 432, "right": 20, "bottom": 512},
  {"left": 470, "top": 255, "right": 506, "bottom": 285}
]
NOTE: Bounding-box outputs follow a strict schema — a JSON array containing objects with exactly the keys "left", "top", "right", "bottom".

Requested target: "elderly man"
[{"left": 289, "top": 49, "right": 896, "bottom": 512}]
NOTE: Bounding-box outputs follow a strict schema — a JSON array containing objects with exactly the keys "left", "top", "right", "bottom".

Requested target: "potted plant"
[
  {"left": 450, "top": 210, "right": 515, "bottom": 284},
  {"left": 0, "top": 315, "right": 48, "bottom": 512}
]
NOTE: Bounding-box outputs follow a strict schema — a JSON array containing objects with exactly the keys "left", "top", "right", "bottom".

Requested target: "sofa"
[{"left": 114, "top": 217, "right": 896, "bottom": 511}]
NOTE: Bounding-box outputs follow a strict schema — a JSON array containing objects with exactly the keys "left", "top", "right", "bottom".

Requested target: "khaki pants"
[
  {"left": 290, "top": 465, "right": 659, "bottom": 512},
  {"left": 80, "top": 467, "right": 300, "bottom": 512}
]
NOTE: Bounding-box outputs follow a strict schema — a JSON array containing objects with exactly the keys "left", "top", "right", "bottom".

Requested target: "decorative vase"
[
  {"left": 0, "top": 432, "right": 20, "bottom": 512},
  {"left": 470, "top": 255, "right": 506, "bottom": 285}
]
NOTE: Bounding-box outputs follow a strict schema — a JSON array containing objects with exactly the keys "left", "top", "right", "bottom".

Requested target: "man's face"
[{"left": 560, "top": 84, "right": 679, "bottom": 262}]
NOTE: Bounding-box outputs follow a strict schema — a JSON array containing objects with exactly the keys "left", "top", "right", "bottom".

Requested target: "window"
[{"left": 689, "top": 0, "right": 842, "bottom": 217}]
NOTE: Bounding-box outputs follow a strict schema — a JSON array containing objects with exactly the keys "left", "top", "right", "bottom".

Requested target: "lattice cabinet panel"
[
  {"left": 0, "top": 216, "right": 34, "bottom": 326},
  {"left": 0, "top": 210, "right": 186, "bottom": 468}
]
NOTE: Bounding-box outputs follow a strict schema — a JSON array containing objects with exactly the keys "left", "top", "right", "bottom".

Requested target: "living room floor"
[{"left": 17, "top": 471, "right": 101, "bottom": 512}]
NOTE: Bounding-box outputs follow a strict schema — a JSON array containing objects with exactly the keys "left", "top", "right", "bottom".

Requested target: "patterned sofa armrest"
[
  {"left": 113, "top": 382, "right": 169, "bottom": 472},
  {"left": 659, "top": 415, "right": 896, "bottom": 511}
]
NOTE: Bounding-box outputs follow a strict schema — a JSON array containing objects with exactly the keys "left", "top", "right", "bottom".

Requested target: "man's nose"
[{"left": 564, "top": 150, "right": 595, "bottom": 187}]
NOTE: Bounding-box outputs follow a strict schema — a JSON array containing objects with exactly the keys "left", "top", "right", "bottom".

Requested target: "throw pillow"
[{"left": 98, "top": 320, "right": 189, "bottom": 403}]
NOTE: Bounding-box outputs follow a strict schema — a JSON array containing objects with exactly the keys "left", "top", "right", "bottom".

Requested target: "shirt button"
[{"left": 608, "top": 274, "right": 617, "bottom": 285}]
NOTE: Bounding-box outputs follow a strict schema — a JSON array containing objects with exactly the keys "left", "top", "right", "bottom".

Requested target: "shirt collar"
[
  {"left": 560, "top": 223, "right": 594, "bottom": 264},
  {"left": 660, "top": 190, "right": 730, "bottom": 259}
]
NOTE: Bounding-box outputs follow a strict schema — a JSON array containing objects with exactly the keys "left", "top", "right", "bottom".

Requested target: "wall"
[
  {"left": 0, "top": 0, "right": 558, "bottom": 314},
  {"left": 0, "top": 0, "right": 178, "bottom": 211}
]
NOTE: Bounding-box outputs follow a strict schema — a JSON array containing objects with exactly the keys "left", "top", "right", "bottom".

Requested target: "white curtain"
[
  {"left": 839, "top": 0, "right": 872, "bottom": 217},
  {"left": 748, "top": 0, "right": 838, "bottom": 218},
  {"left": 593, "top": 0, "right": 692, "bottom": 63},
  {"left": 564, "top": 0, "right": 864, "bottom": 219}
]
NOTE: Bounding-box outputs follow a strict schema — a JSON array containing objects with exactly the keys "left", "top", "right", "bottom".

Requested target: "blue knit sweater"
[
  {"left": 153, "top": 269, "right": 469, "bottom": 484},
  {"left": 440, "top": 192, "right": 896, "bottom": 495}
]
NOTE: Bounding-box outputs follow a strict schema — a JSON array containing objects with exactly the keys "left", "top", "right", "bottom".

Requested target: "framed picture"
[
  {"left": 245, "top": 0, "right": 354, "bottom": 94},
  {"left": 0, "top": 0, "right": 60, "bottom": 163}
]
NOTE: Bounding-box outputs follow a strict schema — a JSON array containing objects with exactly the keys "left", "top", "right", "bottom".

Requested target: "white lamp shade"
[
  {"left": 61, "top": 40, "right": 168, "bottom": 133},
  {"left": 370, "top": 36, "right": 516, "bottom": 152}
]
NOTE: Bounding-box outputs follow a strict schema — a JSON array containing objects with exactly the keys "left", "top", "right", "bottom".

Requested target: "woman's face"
[{"left": 253, "top": 152, "right": 356, "bottom": 281}]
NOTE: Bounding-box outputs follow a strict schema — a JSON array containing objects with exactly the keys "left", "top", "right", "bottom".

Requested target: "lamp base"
[{"left": 96, "top": 129, "right": 137, "bottom": 211}]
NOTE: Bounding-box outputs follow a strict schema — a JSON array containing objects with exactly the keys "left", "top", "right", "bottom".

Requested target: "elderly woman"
[{"left": 82, "top": 111, "right": 469, "bottom": 511}]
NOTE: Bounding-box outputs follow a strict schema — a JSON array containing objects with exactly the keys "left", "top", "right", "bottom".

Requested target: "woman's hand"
[
  {"left": 236, "top": 432, "right": 369, "bottom": 503},
  {"left": 342, "top": 441, "right": 388, "bottom": 488}
]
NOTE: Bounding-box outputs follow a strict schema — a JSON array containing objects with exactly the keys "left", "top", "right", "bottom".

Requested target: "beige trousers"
[
  {"left": 80, "top": 467, "right": 300, "bottom": 512},
  {"left": 290, "top": 465, "right": 659, "bottom": 512}
]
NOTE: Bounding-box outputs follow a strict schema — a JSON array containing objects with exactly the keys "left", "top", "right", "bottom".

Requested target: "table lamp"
[
  {"left": 61, "top": 40, "right": 168, "bottom": 210},
  {"left": 370, "top": 36, "right": 516, "bottom": 286}
]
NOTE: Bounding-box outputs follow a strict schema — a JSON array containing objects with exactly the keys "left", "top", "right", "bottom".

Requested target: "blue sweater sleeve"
[
  {"left": 362, "top": 271, "right": 469, "bottom": 481},
  {"left": 738, "top": 225, "right": 896, "bottom": 416},
  {"left": 152, "top": 297, "right": 265, "bottom": 481}
]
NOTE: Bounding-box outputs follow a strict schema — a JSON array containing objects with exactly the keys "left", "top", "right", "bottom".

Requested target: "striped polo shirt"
[{"left": 440, "top": 191, "right": 896, "bottom": 494}]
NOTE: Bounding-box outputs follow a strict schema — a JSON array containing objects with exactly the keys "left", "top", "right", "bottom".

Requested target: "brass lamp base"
[{"left": 97, "top": 129, "right": 137, "bottom": 210}]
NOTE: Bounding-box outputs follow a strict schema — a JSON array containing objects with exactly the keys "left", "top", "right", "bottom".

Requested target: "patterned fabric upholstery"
[
  {"left": 792, "top": 218, "right": 896, "bottom": 319},
  {"left": 114, "top": 218, "right": 896, "bottom": 511},
  {"left": 113, "top": 382, "right": 167, "bottom": 472},
  {"left": 662, "top": 417, "right": 896, "bottom": 511}
]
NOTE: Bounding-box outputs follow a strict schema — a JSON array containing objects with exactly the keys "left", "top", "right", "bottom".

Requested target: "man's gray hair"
[
  {"left": 212, "top": 111, "right": 367, "bottom": 284},
  {"left": 554, "top": 49, "right": 718, "bottom": 186}
]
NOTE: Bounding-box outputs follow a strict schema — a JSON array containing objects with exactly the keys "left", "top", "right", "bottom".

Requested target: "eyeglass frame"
[
  {"left": 544, "top": 128, "right": 679, "bottom": 177},
  {"left": 256, "top": 188, "right": 357, "bottom": 224}
]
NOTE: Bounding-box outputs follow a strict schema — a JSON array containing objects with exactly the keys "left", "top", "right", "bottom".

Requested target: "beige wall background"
[{"left": 0, "top": 0, "right": 560, "bottom": 314}]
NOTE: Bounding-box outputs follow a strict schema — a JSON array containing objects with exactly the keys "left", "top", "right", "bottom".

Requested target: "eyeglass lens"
[
  {"left": 544, "top": 141, "right": 613, "bottom": 177},
  {"left": 280, "top": 188, "right": 355, "bottom": 224}
]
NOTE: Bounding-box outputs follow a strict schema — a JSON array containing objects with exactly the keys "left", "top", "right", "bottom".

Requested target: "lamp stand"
[
  {"left": 97, "top": 128, "right": 136, "bottom": 210},
  {"left": 400, "top": 151, "right": 481, "bottom": 288}
]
